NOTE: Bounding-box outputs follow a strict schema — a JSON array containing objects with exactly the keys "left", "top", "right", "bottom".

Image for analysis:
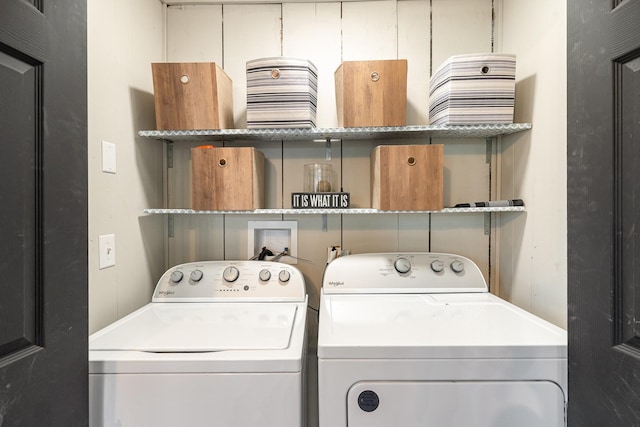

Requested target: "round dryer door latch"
[{"left": 357, "top": 390, "right": 380, "bottom": 412}]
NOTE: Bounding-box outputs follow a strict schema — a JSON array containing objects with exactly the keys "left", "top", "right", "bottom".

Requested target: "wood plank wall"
[{"left": 164, "top": 0, "right": 497, "bottom": 310}]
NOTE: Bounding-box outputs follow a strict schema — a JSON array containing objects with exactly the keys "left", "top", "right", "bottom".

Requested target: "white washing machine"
[
  {"left": 318, "top": 253, "right": 567, "bottom": 427},
  {"left": 89, "top": 260, "right": 308, "bottom": 427}
]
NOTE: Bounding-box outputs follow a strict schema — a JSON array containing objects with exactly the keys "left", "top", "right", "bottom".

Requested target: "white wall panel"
[
  {"left": 282, "top": 3, "right": 342, "bottom": 127},
  {"left": 168, "top": 216, "right": 225, "bottom": 264},
  {"left": 398, "top": 0, "right": 430, "bottom": 126},
  {"left": 341, "top": 0, "right": 398, "bottom": 60},
  {"left": 166, "top": 5, "right": 223, "bottom": 62},
  {"left": 286, "top": 214, "right": 342, "bottom": 308},
  {"left": 431, "top": 0, "right": 493, "bottom": 70},
  {"left": 496, "top": 0, "right": 567, "bottom": 328}
]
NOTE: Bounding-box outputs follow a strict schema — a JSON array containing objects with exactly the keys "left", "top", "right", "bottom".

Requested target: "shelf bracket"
[
  {"left": 166, "top": 141, "right": 174, "bottom": 168},
  {"left": 484, "top": 212, "right": 491, "bottom": 235},
  {"left": 322, "top": 213, "right": 328, "bottom": 232},
  {"left": 325, "top": 137, "right": 332, "bottom": 161},
  {"left": 485, "top": 137, "right": 493, "bottom": 164},
  {"left": 168, "top": 213, "right": 174, "bottom": 238}
]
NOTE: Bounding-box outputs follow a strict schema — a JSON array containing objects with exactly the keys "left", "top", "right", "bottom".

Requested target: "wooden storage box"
[
  {"left": 191, "top": 146, "right": 264, "bottom": 210},
  {"left": 246, "top": 57, "right": 318, "bottom": 128},
  {"left": 335, "top": 59, "right": 408, "bottom": 127},
  {"left": 152, "top": 62, "right": 234, "bottom": 130},
  {"left": 428, "top": 53, "right": 516, "bottom": 125},
  {"left": 371, "top": 144, "right": 444, "bottom": 211}
]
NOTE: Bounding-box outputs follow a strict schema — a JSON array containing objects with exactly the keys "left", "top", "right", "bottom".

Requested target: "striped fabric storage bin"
[
  {"left": 246, "top": 57, "right": 318, "bottom": 128},
  {"left": 428, "top": 53, "right": 516, "bottom": 125}
]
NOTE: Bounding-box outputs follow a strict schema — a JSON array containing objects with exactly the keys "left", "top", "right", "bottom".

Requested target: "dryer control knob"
[
  {"left": 190, "top": 269, "right": 203, "bottom": 282},
  {"left": 169, "top": 270, "right": 184, "bottom": 283},
  {"left": 278, "top": 270, "right": 291, "bottom": 283},
  {"left": 222, "top": 266, "right": 240, "bottom": 283},
  {"left": 394, "top": 257, "right": 412, "bottom": 274},
  {"left": 430, "top": 260, "right": 444, "bottom": 273},
  {"left": 450, "top": 260, "right": 465, "bottom": 273}
]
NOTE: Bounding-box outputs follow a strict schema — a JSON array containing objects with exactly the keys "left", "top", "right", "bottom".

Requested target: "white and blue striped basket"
[
  {"left": 429, "top": 53, "right": 516, "bottom": 125},
  {"left": 246, "top": 57, "right": 318, "bottom": 129}
]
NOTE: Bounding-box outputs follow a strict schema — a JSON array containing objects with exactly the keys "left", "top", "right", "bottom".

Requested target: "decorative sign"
[{"left": 291, "top": 192, "right": 350, "bottom": 209}]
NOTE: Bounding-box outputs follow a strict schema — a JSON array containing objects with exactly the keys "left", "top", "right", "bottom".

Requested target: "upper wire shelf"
[{"left": 138, "top": 123, "right": 532, "bottom": 143}]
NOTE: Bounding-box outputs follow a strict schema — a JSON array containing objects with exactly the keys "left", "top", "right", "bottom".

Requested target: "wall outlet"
[
  {"left": 99, "top": 234, "right": 116, "bottom": 269},
  {"left": 327, "top": 245, "right": 341, "bottom": 262}
]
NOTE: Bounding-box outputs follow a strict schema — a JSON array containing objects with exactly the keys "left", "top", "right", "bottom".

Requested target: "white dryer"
[
  {"left": 318, "top": 253, "right": 567, "bottom": 427},
  {"left": 90, "top": 260, "right": 308, "bottom": 427}
]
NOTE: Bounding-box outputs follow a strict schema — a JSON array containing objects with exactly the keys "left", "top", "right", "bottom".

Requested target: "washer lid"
[
  {"left": 90, "top": 303, "right": 298, "bottom": 352},
  {"left": 317, "top": 293, "right": 567, "bottom": 359}
]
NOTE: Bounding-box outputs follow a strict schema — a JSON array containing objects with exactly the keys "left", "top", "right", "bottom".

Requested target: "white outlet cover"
[
  {"left": 99, "top": 234, "right": 116, "bottom": 269},
  {"left": 248, "top": 221, "right": 298, "bottom": 264},
  {"left": 102, "top": 140, "right": 116, "bottom": 174}
]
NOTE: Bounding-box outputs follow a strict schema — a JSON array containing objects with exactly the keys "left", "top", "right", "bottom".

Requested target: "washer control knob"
[
  {"left": 259, "top": 269, "right": 271, "bottom": 282},
  {"left": 190, "top": 269, "right": 203, "bottom": 282},
  {"left": 450, "top": 260, "right": 465, "bottom": 273},
  {"left": 394, "top": 257, "right": 412, "bottom": 274},
  {"left": 222, "top": 266, "right": 240, "bottom": 283},
  {"left": 278, "top": 270, "right": 291, "bottom": 283},
  {"left": 430, "top": 260, "right": 444, "bottom": 273},
  {"left": 169, "top": 270, "right": 184, "bottom": 283}
]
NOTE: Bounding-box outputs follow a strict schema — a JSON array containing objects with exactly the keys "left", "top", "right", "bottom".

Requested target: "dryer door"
[{"left": 347, "top": 381, "right": 565, "bottom": 427}]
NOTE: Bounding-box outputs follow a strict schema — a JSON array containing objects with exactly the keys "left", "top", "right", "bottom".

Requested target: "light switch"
[
  {"left": 99, "top": 234, "right": 116, "bottom": 269},
  {"left": 102, "top": 140, "right": 116, "bottom": 173}
]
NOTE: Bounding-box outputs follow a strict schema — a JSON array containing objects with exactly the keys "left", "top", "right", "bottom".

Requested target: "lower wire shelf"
[{"left": 143, "top": 207, "right": 526, "bottom": 215}]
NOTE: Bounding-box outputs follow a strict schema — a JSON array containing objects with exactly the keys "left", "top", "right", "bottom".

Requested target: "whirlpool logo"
[
  {"left": 158, "top": 290, "right": 175, "bottom": 296},
  {"left": 328, "top": 281, "right": 345, "bottom": 287}
]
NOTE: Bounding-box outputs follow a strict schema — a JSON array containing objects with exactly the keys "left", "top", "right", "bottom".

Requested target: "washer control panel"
[
  {"left": 152, "top": 261, "right": 306, "bottom": 302},
  {"left": 322, "top": 252, "right": 487, "bottom": 294}
]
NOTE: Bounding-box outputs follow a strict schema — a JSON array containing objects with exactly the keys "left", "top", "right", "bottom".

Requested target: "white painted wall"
[
  {"left": 87, "top": 0, "right": 166, "bottom": 333},
  {"left": 87, "top": 0, "right": 567, "bottom": 334},
  {"left": 495, "top": 0, "right": 568, "bottom": 328}
]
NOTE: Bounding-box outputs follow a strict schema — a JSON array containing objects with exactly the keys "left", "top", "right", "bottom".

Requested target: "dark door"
[
  {"left": 568, "top": 0, "right": 640, "bottom": 425},
  {"left": 0, "top": 0, "right": 87, "bottom": 425}
]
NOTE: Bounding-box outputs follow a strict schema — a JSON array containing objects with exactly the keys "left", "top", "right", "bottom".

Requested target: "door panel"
[
  {"left": 0, "top": 51, "right": 40, "bottom": 357},
  {"left": 618, "top": 54, "right": 640, "bottom": 353},
  {"left": 568, "top": 0, "right": 640, "bottom": 424},
  {"left": 0, "top": 0, "right": 87, "bottom": 425}
]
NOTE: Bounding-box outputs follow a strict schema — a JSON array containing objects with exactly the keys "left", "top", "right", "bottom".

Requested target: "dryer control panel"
[
  {"left": 152, "top": 261, "right": 306, "bottom": 302},
  {"left": 322, "top": 252, "right": 487, "bottom": 294}
]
